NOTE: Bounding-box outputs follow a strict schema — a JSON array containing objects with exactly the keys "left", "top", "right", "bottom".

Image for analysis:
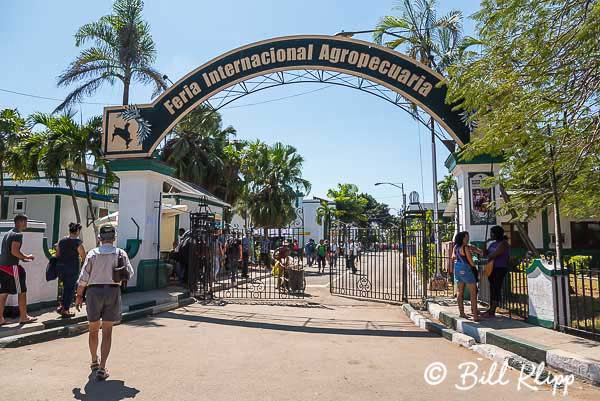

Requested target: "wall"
[
  {"left": 0, "top": 221, "right": 56, "bottom": 310},
  {"left": 3, "top": 194, "right": 117, "bottom": 251}
]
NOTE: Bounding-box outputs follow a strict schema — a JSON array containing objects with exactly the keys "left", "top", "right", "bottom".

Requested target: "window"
[
  {"left": 501, "top": 222, "right": 528, "bottom": 249},
  {"left": 571, "top": 222, "right": 600, "bottom": 249},
  {"left": 98, "top": 208, "right": 109, "bottom": 218},
  {"left": 13, "top": 198, "right": 26, "bottom": 214}
]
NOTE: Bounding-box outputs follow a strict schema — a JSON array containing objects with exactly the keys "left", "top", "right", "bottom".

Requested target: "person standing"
[
  {"left": 241, "top": 232, "right": 251, "bottom": 278},
  {"left": 55, "top": 222, "right": 86, "bottom": 318},
  {"left": 260, "top": 237, "right": 271, "bottom": 269},
  {"left": 75, "top": 224, "right": 133, "bottom": 380},
  {"left": 226, "top": 234, "right": 243, "bottom": 282},
  {"left": 346, "top": 239, "right": 357, "bottom": 274},
  {"left": 453, "top": 231, "right": 480, "bottom": 321},
  {"left": 483, "top": 226, "right": 510, "bottom": 318},
  {"left": 316, "top": 239, "right": 327, "bottom": 274},
  {"left": 304, "top": 239, "right": 316, "bottom": 267},
  {"left": 0, "top": 214, "right": 37, "bottom": 325},
  {"left": 329, "top": 240, "right": 338, "bottom": 268}
]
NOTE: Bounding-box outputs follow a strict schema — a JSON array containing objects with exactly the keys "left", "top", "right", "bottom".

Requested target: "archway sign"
[{"left": 102, "top": 35, "right": 470, "bottom": 158}]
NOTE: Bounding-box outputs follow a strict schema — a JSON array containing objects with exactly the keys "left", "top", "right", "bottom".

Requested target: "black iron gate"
[
  {"left": 186, "top": 204, "right": 306, "bottom": 300},
  {"left": 329, "top": 226, "right": 403, "bottom": 302},
  {"left": 329, "top": 213, "right": 455, "bottom": 302}
]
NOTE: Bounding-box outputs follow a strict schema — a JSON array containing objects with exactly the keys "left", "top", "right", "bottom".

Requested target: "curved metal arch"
[
  {"left": 197, "top": 69, "right": 449, "bottom": 142},
  {"left": 102, "top": 35, "right": 470, "bottom": 159}
]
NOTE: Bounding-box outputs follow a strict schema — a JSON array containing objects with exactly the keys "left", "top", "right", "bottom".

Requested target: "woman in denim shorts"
[{"left": 453, "top": 231, "right": 481, "bottom": 321}]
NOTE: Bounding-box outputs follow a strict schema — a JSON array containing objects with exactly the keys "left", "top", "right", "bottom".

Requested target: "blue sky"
[{"left": 0, "top": 0, "right": 480, "bottom": 211}]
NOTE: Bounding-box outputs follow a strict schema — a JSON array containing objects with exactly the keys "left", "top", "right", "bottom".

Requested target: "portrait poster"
[{"left": 469, "top": 172, "right": 496, "bottom": 225}]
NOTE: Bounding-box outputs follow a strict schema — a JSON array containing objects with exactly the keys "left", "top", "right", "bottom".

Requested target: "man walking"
[
  {"left": 0, "top": 214, "right": 37, "bottom": 325},
  {"left": 316, "top": 239, "right": 327, "bottom": 274},
  {"left": 75, "top": 225, "right": 133, "bottom": 380},
  {"left": 259, "top": 237, "right": 270, "bottom": 269}
]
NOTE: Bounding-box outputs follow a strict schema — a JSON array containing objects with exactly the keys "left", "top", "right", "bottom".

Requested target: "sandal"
[
  {"left": 90, "top": 360, "right": 100, "bottom": 371},
  {"left": 19, "top": 316, "right": 38, "bottom": 324},
  {"left": 96, "top": 367, "right": 109, "bottom": 381}
]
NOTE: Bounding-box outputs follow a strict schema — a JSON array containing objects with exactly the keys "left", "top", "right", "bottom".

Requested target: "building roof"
[
  {"left": 406, "top": 202, "right": 448, "bottom": 212},
  {"left": 162, "top": 176, "right": 230, "bottom": 208}
]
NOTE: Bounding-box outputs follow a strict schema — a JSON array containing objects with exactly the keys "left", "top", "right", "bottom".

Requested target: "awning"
[
  {"left": 162, "top": 176, "right": 230, "bottom": 208},
  {"left": 94, "top": 204, "right": 189, "bottom": 226}
]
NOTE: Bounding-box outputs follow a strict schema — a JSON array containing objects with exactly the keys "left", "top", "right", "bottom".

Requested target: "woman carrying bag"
[
  {"left": 453, "top": 231, "right": 481, "bottom": 322},
  {"left": 55, "top": 223, "right": 86, "bottom": 318}
]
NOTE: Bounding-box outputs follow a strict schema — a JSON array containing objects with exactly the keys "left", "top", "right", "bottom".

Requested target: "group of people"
[
  {"left": 452, "top": 225, "right": 510, "bottom": 322},
  {"left": 304, "top": 238, "right": 361, "bottom": 274},
  {"left": 0, "top": 214, "right": 133, "bottom": 381}
]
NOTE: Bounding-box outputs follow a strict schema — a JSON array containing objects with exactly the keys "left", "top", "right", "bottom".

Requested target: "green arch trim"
[{"left": 103, "top": 35, "right": 471, "bottom": 160}]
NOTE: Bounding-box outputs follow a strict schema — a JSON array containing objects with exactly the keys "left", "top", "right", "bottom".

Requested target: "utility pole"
[{"left": 430, "top": 118, "right": 441, "bottom": 270}]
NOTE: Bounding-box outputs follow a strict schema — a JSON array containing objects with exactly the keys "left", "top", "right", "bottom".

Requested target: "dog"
[{"left": 112, "top": 122, "right": 132, "bottom": 149}]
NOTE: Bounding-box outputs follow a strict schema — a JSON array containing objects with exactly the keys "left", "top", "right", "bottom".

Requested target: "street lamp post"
[{"left": 374, "top": 182, "right": 406, "bottom": 213}]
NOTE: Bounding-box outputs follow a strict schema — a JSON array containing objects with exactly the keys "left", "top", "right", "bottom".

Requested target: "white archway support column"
[{"left": 109, "top": 158, "right": 175, "bottom": 290}]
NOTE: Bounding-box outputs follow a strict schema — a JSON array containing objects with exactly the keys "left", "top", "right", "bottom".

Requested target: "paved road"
[{"left": 1, "top": 276, "right": 599, "bottom": 400}]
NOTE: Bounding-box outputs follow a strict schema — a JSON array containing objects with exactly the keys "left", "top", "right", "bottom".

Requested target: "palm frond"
[{"left": 53, "top": 76, "right": 108, "bottom": 113}]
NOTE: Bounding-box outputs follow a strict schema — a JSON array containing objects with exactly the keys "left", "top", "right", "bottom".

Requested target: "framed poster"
[{"left": 468, "top": 172, "right": 496, "bottom": 225}]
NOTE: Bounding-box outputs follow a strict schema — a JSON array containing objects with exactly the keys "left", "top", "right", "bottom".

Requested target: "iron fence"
[
  {"left": 476, "top": 258, "right": 530, "bottom": 320},
  {"left": 558, "top": 257, "right": 600, "bottom": 340}
]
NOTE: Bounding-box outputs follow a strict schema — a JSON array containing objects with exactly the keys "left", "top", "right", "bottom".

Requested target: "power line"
[
  {"left": 0, "top": 88, "right": 107, "bottom": 105},
  {"left": 0, "top": 85, "right": 332, "bottom": 110},
  {"left": 221, "top": 86, "right": 331, "bottom": 109}
]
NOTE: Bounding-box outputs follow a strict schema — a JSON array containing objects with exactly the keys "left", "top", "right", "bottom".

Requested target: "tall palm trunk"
[
  {"left": 83, "top": 171, "right": 99, "bottom": 239},
  {"left": 122, "top": 76, "right": 131, "bottom": 105},
  {"left": 65, "top": 169, "right": 81, "bottom": 224}
]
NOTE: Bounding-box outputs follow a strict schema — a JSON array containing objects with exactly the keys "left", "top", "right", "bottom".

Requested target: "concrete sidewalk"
[
  {"left": 0, "top": 286, "right": 193, "bottom": 348},
  {"left": 423, "top": 299, "right": 600, "bottom": 384}
]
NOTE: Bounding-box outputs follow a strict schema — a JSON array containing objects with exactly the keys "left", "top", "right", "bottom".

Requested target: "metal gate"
[
  {"left": 329, "top": 226, "right": 404, "bottom": 302},
  {"left": 185, "top": 204, "right": 306, "bottom": 300},
  {"left": 329, "top": 213, "right": 455, "bottom": 302}
]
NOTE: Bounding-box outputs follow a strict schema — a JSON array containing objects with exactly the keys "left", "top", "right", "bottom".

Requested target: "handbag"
[
  {"left": 45, "top": 257, "right": 58, "bottom": 281},
  {"left": 112, "top": 250, "right": 131, "bottom": 283},
  {"left": 484, "top": 259, "right": 494, "bottom": 278}
]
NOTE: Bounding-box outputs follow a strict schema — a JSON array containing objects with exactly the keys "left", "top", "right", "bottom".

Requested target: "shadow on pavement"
[
  {"left": 159, "top": 310, "right": 437, "bottom": 338},
  {"left": 72, "top": 373, "right": 140, "bottom": 401}
]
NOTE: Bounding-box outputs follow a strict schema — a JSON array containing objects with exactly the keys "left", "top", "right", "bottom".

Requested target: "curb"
[
  {"left": 401, "top": 303, "right": 555, "bottom": 383},
  {"left": 0, "top": 296, "right": 195, "bottom": 349},
  {"left": 423, "top": 301, "right": 600, "bottom": 385}
]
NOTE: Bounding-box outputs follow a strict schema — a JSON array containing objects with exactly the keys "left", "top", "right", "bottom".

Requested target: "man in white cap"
[{"left": 75, "top": 224, "right": 133, "bottom": 380}]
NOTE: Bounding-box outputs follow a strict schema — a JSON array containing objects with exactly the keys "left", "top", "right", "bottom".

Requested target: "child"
[{"left": 272, "top": 255, "right": 290, "bottom": 291}]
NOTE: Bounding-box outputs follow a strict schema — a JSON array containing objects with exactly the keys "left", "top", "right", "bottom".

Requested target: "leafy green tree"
[
  {"left": 437, "top": 174, "right": 457, "bottom": 203},
  {"left": 162, "top": 105, "right": 244, "bottom": 205},
  {"left": 0, "top": 109, "right": 29, "bottom": 218},
  {"left": 316, "top": 200, "right": 336, "bottom": 237},
  {"left": 326, "top": 184, "right": 368, "bottom": 226},
  {"left": 360, "top": 193, "right": 395, "bottom": 228},
  {"left": 56, "top": 0, "right": 166, "bottom": 111},
  {"left": 241, "top": 141, "right": 310, "bottom": 233},
  {"left": 29, "top": 113, "right": 112, "bottom": 237},
  {"left": 446, "top": 0, "right": 600, "bottom": 261}
]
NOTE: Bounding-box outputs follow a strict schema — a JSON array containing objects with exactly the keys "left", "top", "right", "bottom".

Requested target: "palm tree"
[
  {"left": 0, "top": 109, "right": 29, "bottom": 217},
  {"left": 161, "top": 105, "right": 244, "bottom": 205},
  {"left": 55, "top": 0, "right": 166, "bottom": 112},
  {"left": 242, "top": 141, "right": 311, "bottom": 235},
  {"left": 374, "top": 0, "right": 463, "bottom": 74},
  {"left": 437, "top": 174, "right": 457, "bottom": 203},
  {"left": 29, "top": 113, "right": 109, "bottom": 238},
  {"left": 316, "top": 200, "right": 336, "bottom": 239}
]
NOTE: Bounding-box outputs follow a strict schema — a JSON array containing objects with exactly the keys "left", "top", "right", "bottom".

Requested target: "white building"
[{"left": 445, "top": 153, "right": 600, "bottom": 258}]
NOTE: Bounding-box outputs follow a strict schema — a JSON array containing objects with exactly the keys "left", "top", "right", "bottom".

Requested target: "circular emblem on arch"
[{"left": 102, "top": 35, "right": 470, "bottom": 158}]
